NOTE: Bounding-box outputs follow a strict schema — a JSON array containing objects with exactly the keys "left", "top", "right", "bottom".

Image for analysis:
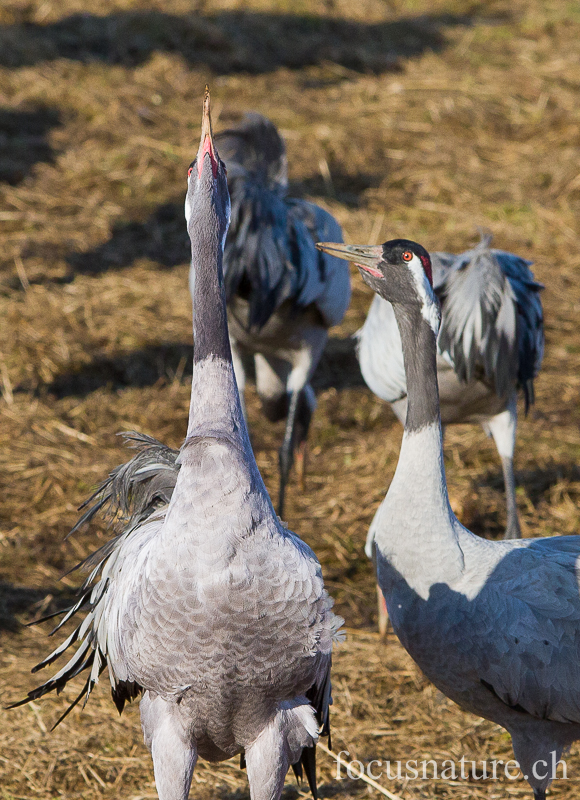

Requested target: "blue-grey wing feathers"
[{"left": 217, "top": 113, "right": 349, "bottom": 331}]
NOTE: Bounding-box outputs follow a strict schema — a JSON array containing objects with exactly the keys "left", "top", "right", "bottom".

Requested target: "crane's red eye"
[
  {"left": 402, "top": 251, "right": 413, "bottom": 262},
  {"left": 188, "top": 166, "right": 193, "bottom": 178}
]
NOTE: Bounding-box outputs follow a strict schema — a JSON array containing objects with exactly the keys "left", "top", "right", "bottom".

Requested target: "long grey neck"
[
  {"left": 191, "top": 235, "right": 231, "bottom": 366},
  {"left": 392, "top": 303, "right": 441, "bottom": 433},
  {"left": 371, "top": 300, "right": 463, "bottom": 594},
  {"left": 388, "top": 300, "right": 453, "bottom": 532},
  {"left": 186, "top": 236, "right": 246, "bottom": 440}
]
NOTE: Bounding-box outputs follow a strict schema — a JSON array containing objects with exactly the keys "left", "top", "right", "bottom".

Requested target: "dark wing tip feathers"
[
  {"left": 112, "top": 680, "right": 143, "bottom": 715},
  {"left": 289, "top": 665, "right": 334, "bottom": 798},
  {"left": 293, "top": 745, "right": 318, "bottom": 800}
]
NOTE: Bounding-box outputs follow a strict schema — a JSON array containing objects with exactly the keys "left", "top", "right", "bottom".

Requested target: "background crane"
[{"left": 357, "top": 234, "right": 544, "bottom": 542}]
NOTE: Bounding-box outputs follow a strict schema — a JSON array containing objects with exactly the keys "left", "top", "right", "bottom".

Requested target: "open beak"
[
  {"left": 196, "top": 85, "right": 218, "bottom": 178},
  {"left": 316, "top": 242, "right": 384, "bottom": 278}
]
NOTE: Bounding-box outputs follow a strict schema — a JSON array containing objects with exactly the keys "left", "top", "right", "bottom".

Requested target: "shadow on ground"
[
  {"left": 0, "top": 106, "right": 61, "bottom": 185},
  {"left": 61, "top": 171, "right": 379, "bottom": 280},
  {"left": 66, "top": 201, "right": 190, "bottom": 277},
  {"left": 517, "top": 464, "right": 580, "bottom": 507},
  {"left": 30, "top": 336, "right": 362, "bottom": 399},
  {"left": 0, "top": 10, "right": 482, "bottom": 74},
  {"left": 0, "top": 581, "right": 73, "bottom": 634},
  {"left": 36, "top": 343, "right": 193, "bottom": 399}
]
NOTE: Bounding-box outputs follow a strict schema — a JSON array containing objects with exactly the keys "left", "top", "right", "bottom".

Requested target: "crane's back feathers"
[
  {"left": 217, "top": 113, "right": 349, "bottom": 331},
  {"left": 436, "top": 236, "right": 544, "bottom": 407}
]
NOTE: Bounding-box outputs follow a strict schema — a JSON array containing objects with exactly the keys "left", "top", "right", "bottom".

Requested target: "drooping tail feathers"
[
  {"left": 436, "top": 235, "right": 544, "bottom": 409},
  {"left": 7, "top": 433, "right": 180, "bottom": 726},
  {"left": 70, "top": 431, "right": 179, "bottom": 536}
]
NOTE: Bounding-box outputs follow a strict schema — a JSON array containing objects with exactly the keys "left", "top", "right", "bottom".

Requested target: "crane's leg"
[
  {"left": 230, "top": 337, "right": 248, "bottom": 420},
  {"left": 254, "top": 353, "right": 289, "bottom": 425},
  {"left": 377, "top": 584, "right": 389, "bottom": 641},
  {"left": 140, "top": 693, "right": 197, "bottom": 800},
  {"left": 277, "top": 331, "right": 327, "bottom": 517},
  {"left": 278, "top": 388, "right": 313, "bottom": 519},
  {"left": 481, "top": 396, "right": 521, "bottom": 540},
  {"left": 254, "top": 353, "right": 312, "bottom": 519},
  {"left": 244, "top": 701, "right": 318, "bottom": 800},
  {"left": 533, "top": 791, "right": 546, "bottom": 800}
]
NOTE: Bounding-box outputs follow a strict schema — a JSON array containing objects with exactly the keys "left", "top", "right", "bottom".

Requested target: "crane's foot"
[
  {"left": 377, "top": 585, "right": 390, "bottom": 642},
  {"left": 295, "top": 440, "right": 308, "bottom": 493}
]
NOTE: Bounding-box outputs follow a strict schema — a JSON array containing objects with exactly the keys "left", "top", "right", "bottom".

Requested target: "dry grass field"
[{"left": 1, "top": 0, "right": 580, "bottom": 797}]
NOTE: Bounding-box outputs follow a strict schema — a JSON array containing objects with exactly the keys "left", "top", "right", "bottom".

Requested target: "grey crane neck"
[
  {"left": 186, "top": 231, "right": 248, "bottom": 442},
  {"left": 392, "top": 302, "right": 441, "bottom": 432},
  {"left": 191, "top": 235, "right": 231, "bottom": 365}
]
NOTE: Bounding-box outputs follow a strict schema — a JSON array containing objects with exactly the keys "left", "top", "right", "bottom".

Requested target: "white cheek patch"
[
  {"left": 184, "top": 193, "right": 191, "bottom": 225},
  {"left": 407, "top": 254, "right": 440, "bottom": 334}
]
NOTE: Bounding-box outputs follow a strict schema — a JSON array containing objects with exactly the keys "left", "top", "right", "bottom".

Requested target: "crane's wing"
[
  {"left": 217, "top": 113, "right": 295, "bottom": 330},
  {"left": 286, "top": 199, "right": 350, "bottom": 328},
  {"left": 492, "top": 249, "right": 544, "bottom": 410},
  {"left": 70, "top": 431, "right": 179, "bottom": 535},
  {"left": 444, "top": 537, "right": 580, "bottom": 724},
  {"left": 8, "top": 434, "right": 179, "bottom": 724},
  {"left": 435, "top": 239, "right": 518, "bottom": 396},
  {"left": 435, "top": 236, "right": 543, "bottom": 403},
  {"left": 7, "top": 509, "right": 164, "bottom": 726}
]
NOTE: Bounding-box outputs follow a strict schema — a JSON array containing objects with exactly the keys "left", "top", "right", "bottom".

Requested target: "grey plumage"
[
  {"left": 70, "top": 432, "right": 179, "bottom": 535},
  {"left": 205, "top": 113, "right": 350, "bottom": 516},
  {"left": 13, "top": 90, "right": 342, "bottom": 800},
  {"left": 435, "top": 236, "right": 544, "bottom": 411}
]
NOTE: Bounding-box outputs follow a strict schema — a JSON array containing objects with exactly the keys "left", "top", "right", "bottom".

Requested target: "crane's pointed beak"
[
  {"left": 196, "top": 85, "right": 218, "bottom": 178},
  {"left": 316, "top": 242, "right": 384, "bottom": 278}
]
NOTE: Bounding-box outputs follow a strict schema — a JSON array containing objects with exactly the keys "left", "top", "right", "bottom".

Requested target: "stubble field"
[{"left": 1, "top": 0, "right": 580, "bottom": 798}]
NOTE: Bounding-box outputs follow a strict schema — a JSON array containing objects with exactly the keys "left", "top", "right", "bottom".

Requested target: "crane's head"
[
  {"left": 316, "top": 238, "right": 440, "bottom": 334},
  {"left": 185, "top": 86, "right": 230, "bottom": 252}
]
